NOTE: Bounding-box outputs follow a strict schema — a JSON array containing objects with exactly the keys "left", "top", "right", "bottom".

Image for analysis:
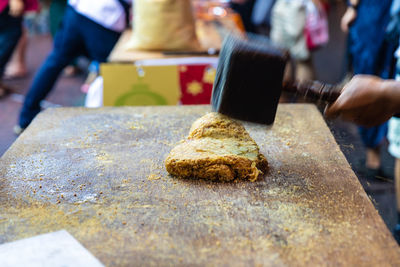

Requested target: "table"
[{"left": 1, "top": 104, "right": 399, "bottom": 266}]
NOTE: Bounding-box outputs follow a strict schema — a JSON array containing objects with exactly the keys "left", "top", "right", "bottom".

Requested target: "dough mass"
[{"left": 165, "top": 112, "right": 268, "bottom": 181}]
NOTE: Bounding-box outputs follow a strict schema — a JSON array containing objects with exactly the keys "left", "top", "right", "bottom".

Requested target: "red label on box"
[{"left": 179, "top": 65, "right": 215, "bottom": 105}]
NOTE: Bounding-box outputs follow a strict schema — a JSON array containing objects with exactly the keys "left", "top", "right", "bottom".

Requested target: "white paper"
[{"left": 0, "top": 230, "right": 104, "bottom": 267}]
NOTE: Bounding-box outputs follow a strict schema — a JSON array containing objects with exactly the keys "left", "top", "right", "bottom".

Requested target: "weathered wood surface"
[{"left": 1, "top": 104, "right": 399, "bottom": 266}]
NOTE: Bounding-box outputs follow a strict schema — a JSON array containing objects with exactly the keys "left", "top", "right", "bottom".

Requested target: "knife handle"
[{"left": 282, "top": 80, "right": 342, "bottom": 103}]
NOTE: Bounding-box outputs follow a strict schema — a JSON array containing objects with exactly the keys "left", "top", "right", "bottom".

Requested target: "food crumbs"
[{"left": 148, "top": 174, "right": 161, "bottom": 181}]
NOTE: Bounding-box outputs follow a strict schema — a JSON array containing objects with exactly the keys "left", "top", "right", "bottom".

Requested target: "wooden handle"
[{"left": 282, "top": 80, "right": 341, "bottom": 103}]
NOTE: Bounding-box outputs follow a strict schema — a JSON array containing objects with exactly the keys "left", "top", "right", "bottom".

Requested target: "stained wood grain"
[{"left": 0, "top": 105, "right": 399, "bottom": 266}]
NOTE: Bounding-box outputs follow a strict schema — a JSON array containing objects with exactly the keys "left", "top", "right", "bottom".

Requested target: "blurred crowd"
[{"left": 1, "top": 0, "right": 400, "bottom": 243}]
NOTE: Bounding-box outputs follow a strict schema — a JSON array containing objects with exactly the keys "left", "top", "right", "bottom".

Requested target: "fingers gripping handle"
[{"left": 282, "top": 80, "right": 341, "bottom": 103}]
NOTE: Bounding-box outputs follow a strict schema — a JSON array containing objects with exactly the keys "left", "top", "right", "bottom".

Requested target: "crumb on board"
[{"left": 148, "top": 174, "right": 161, "bottom": 181}]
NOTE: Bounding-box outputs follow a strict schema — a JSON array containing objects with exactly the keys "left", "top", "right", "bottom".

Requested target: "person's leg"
[
  {"left": 49, "top": 0, "right": 79, "bottom": 76},
  {"left": 0, "top": 10, "right": 22, "bottom": 97},
  {"left": 358, "top": 123, "right": 388, "bottom": 174},
  {"left": 4, "top": 27, "right": 28, "bottom": 79},
  {"left": 396, "top": 159, "right": 400, "bottom": 212},
  {"left": 387, "top": 117, "right": 400, "bottom": 243},
  {"left": 49, "top": 0, "right": 67, "bottom": 38},
  {"left": 80, "top": 17, "right": 121, "bottom": 63},
  {"left": 296, "top": 59, "right": 315, "bottom": 82},
  {"left": 366, "top": 147, "right": 381, "bottom": 169},
  {"left": 18, "top": 6, "right": 83, "bottom": 129},
  {"left": 0, "top": 11, "right": 22, "bottom": 78}
]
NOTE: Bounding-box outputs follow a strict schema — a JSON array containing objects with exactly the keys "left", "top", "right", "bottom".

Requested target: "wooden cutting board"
[{"left": 1, "top": 104, "right": 399, "bottom": 266}]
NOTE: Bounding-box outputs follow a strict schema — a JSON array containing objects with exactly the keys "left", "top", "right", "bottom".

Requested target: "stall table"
[{"left": 1, "top": 104, "right": 399, "bottom": 266}]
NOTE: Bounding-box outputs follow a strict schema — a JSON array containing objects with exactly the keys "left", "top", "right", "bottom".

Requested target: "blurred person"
[
  {"left": 49, "top": 0, "right": 80, "bottom": 76},
  {"left": 49, "top": 0, "right": 66, "bottom": 37},
  {"left": 270, "top": 0, "right": 327, "bottom": 82},
  {"left": 325, "top": 74, "right": 400, "bottom": 244},
  {"left": 271, "top": 0, "right": 310, "bottom": 81},
  {"left": 385, "top": 0, "right": 400, "bottom": 244},
  {"left": 4, "top": 28, "right": 28, "bottom": 79},
  {"left": 15, "top": 0, "right": 131, "bottom": 134},
  {"left": 0, "top": 0, "right": 38, "bottom": 83},
  {"left": 0, "top": 0, "right": 28, "bottom": 97},
  {"left": 2, "top": 0, "right": 38, "bottom": 80},
  {"left": 341, "top": 0, "right": 395, "bottom": 178}
]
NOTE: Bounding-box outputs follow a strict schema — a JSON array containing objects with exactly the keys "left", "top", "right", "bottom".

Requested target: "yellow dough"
[{"left": 165, "top": 112, "right": 268, "bottom": 181}]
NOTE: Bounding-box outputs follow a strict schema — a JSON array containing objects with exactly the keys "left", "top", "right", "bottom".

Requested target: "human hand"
[
  {"left": 325, "top": 75, "right": 397, "bottom": 127},
  {"left": 340, "top": 6, "right": 357, "bottom": 32},
  {"left": 9, "top": 0, "right": 24, "bottom": 17}
]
